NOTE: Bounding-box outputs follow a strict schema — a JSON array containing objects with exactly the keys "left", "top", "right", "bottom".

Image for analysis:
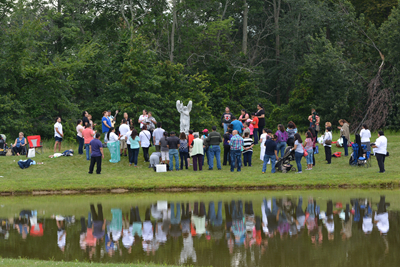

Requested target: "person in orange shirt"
[
  {"left": 187, "top": 130, "right": 194, "bottom": 166},
  {"left": 251, "top": 113, "right": 259, "bottom": 144}
]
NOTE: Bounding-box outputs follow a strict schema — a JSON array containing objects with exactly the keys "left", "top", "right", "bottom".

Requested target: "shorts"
[
  {"left": 161, "top": 151, "right": 169, "bottom": 161},
  {"left": 120, "top": 139, "right": 127, "bottom": 149},
  {"left": 55, "top": 137, "right": 63, "bottom": 142}
]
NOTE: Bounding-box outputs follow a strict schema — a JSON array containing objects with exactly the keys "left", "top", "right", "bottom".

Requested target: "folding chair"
[{"left": 27, "top": 135, "right": 43, "bottom": 154}]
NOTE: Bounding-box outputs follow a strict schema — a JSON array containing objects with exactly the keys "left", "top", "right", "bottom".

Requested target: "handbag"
[
  {"left": 303, "top": 147, "right": 308, "bottom": 157},
  {"left": 27, "top": 148, "right": 35, "bottom": 158},
  {"left": 325, "top": 140, "right": 332, "bottom": 145}
]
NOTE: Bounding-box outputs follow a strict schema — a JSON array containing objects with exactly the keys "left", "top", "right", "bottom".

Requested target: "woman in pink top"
[
  {"left": 246, "top": 119, "right": 254, "bottom": 137},
  {"left": 239, "top": 109, "right": 249, "bottom": 126},
  {"left": 82, "top": 125, "right": 96, "bottom": 160},
  {"left": 304, "top": 131, "right": 314, "bottom": 170}
]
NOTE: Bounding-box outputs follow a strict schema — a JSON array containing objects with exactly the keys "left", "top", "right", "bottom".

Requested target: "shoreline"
[{"left": 1, "top": 182, "right": 398, "bottom": 196}]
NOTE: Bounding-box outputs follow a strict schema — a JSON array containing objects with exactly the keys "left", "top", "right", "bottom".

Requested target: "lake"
[{"left": 0, "top": 189, "right": 399, "bottom": 266}]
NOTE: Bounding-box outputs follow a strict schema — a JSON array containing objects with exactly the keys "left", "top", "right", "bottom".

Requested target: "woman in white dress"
[{"left": 259, "top": 128, "right": 268, "bottom": 161}]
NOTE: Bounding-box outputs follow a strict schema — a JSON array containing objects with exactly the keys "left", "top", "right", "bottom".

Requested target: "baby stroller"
[
  {"left": 0, "top": 134, "right": 8, "bottom": 156},
  {"left": 276, "top": 146, "right": 296, "bottom": 173}
]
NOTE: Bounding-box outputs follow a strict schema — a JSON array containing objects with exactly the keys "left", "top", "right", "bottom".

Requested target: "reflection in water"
[{"left": 0, "top": 195, "right": 397, "bottom": 266}]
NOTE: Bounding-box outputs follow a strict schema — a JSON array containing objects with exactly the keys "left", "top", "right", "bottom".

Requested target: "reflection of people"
[
  {"left": 191, "top": 202, "right": 206, "bottom": 236},
  {"left": 12, "top": 132, "right": 26, "bottom": 156},
  {"left": 375, "top": 196, "right": 389, "bottom": 235},
  {"left": 56, "top": 217, "right": 66, "bottom": 252},
  {"left": 90, "top": 204, "right": 106, "bottom": 241}
]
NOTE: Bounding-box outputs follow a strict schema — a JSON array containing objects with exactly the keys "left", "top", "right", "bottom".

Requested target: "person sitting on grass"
[
  {"left": 12, "top": 132, "right": 26, "bottom": 156},
  {"left": 89, "top": 133, "right": 104, "bottom": 174}
]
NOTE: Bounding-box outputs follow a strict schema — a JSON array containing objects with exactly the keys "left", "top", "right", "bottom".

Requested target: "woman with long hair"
[
  {"left": 308, "top": 127, "right": 317, "bottom": 166},
  {"left": 179, "top": 132, "right": 189, "bottom": 170},
  {"left": 275, "top": 124, "right": 288, "bottom": 158},
  {"left": 239, "top": 109, "right": 249, "bottom": 126},
  {"left": 291, "top": 133, "right": 304, "bottom": 173},
  {"left": 255, "top": 104, "right": 266, "bottom": 139},
  {"left": 139, "top": 125, "right": 151, "bottom": 162},
  {"left": 106, "top": 127, "right": 121, "bottom": 163},
  {"left": 128, "top": 129, "right": 141, "bottom": 167}
]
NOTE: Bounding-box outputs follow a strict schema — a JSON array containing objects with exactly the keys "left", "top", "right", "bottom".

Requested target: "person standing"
[
  {"left": 54, "top": 117, "right": 63, "bottom": 153},
  {"left": 308, "top": 109, "right": 320, "bottom": 136},
  {"left": 242, "top": 132, "right": 254, "bottom": 167},
  {"left": 167, "top": 131, "right": 180, "bottom": 171},
  {"left": 229, "top": 130, "right": 244, "bottom": 172},
  {"left": 275, "top": 124, "right": 288, "bottom": 158},
  {"left": 242, "top": 122, "right": 250, "bottom": 138},
  {"left": 82, "top": 124, "right": 95, "bottom": 160},
  {"left": 223, "top": 129, "right": 232, "bottom": 166},
  {"left": 89, "top": 133, "right": 104, "bottom": 174},
  {"left": 286, "top": 122, "right": 296, "bottom": 147},
  {"left": 338, "top": 119, "right": 350, "bottom": 156},
  {"left": 108, "top": 110, "right": 118, "bottom": 127},
  {"left": 308, "top": 127, "right": 317, "bottom": 167},
  {"left": 360, "top": 124, "right": 371, "bottom": 152},
  {"left": 259, "top": 128, "right": 268, "bottom": 161},
  {"left": 372, "top": 131, "right": 387, "bottom": 173},
  {"left": 139, "top": 125, "right": 151, "bottom": 162},
  {"left": 125, "top": 126, "right": 134, "bottom": 162},
  {"left": 76, "top": 120, "right": 84, "bottom": 155},
  {"left": 201, "top": 129, "right": 210, "bottom": 167},
  {"left": 179, "top": 133, "right": 189, "bottom": 170},
  {"left": 255, "top": 104, "right": 265, "bottom": 140},
  {"left": 190, "top": 134, "right": 204, "bottom": 171},
  {"left": 146, "top": 112, "right": 157, "bottom": 145},
  {"left": 230, "top": 116, "right": 243, "bottom": 135},
  {"left": 304, "top": 131, "right": 314, "bottom": 170},
  {"left": 206, "top": 126, "right": 223, "bottom": 170},
  {"left": 262, "top": 133, "right": 278, "bottom": 174},
  {"left": 238, "top": 109, "right": 249, "bottom": 126},
  {"left": 128, "top": 129, "right": 141, "bottom": 167},
  {"left": 187, "top": 130, "right": 194, "bottom": 166},
  {"left": 323, "top": 126, "right": 332, "bottom": 164},
  {"left": 123, "top": 112, "right": 132, "bottom": 127},
  {"left": 106, "top": 127, "right": 121, "bottom": 163},
  {"left": 82, "top": 111, "right": 90, "bottom": 127},
  {"left": 119, "top": 119, "right": 130, "bottom": 157},
  {"left": 251, "top": 113, "right": 259, "bottom": 145},
  {"left": 102, "top": 111, "right": 111, "bottom": 143},
  {"left": 153, "top": 122, "right": 165, "bottom": 152},
  {"left": 221, "top": 107, "right": 233, "bottom": 134},
  {"left": 160, "top": 132, "right": 170, "bottom": 166},
  {"left": 138, "top": 109, "right": 148, "bottom": 129},
  {"left": 291, "top": 133, "right": 304, "bottom": 173}
]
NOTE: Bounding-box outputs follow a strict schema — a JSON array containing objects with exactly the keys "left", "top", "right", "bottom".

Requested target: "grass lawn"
[
  {"left": 0, "top": 258, "right": 180, "bottom": 267},
  {"left": 0, "top": 132, "right": 398, "bottom": 193}
]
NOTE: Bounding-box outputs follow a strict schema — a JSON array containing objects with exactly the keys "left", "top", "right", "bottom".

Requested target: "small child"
[{"left": 242, "top": 122, "right": 251, "bottom": 138}]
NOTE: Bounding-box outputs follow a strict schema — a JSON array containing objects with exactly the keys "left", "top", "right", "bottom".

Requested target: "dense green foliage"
[{"left": 1, "top": 0, "right": 399, "bottom": 139}]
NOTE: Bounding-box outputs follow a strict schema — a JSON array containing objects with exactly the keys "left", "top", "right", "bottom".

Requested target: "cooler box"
[{"left": 156, "top": 164, "right": 167, "bottom": 173}]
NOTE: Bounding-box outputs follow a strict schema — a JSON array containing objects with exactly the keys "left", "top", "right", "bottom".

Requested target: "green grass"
[
  {"left": 0, "top": 132, "right": 398, "bottom": 193},
  {"left": 0, "top": 258, "right": 180, "bottom": 267}
]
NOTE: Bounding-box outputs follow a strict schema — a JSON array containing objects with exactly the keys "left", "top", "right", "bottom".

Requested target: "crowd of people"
[
  {"left": 6, "top": 105, "right": 387, "bottom": 174},
  {"left": 1, "top": 196, "right": 391, "bottom": 262}
]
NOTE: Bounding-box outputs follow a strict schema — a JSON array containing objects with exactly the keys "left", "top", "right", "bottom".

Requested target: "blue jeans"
[
  {"left": 295, "top": 152, "right": 303, "bottom": 172},
  {"left": 223, "top": 123, "right": 229, "bottom": 134},
  {"left": 85, "top": 144, "right": 91, "bottom": 160},
  {"left": 169, "top": 149, "right": 179, "bottom": 170},
  {"left": 170, "top": 202, "right": 181, "bottom": 225},
  {"left": 208, "top": 145, "right": 221, "bottom": 169},
  {"left": 276, "top": 142, "right": 286, "bottom": 158},
  {"left": 342, "top": 136, "right": 348, "bottom": 156},
  {"left": 208, "top": 201, "right": 223, "bottom": 226},
  {"left": 230, "top": 150, "right": 242, "bottom": 172},
  {"left": 202, "top": 147, "right": 209, "bottom": 166},
  {"left": 306, "top": 149, "right": 314, "bottom": 165},
  {"left": 253, "top": 129, "right": 258, "bottom": 145},
  {"left": 130, "top": 148, "right": 139, "bottom": 166},
  {"left": 243, "top": 151, "right": 253, "bottom": 166},
  {"left": 262, "top": 154, "right": 276, "bottom": 173},
  {"left": 77, "top": 136, "right": 84, "bottom": 155}
]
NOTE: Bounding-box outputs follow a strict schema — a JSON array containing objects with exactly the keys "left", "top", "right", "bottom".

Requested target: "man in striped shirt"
[{"left": 229, "top": 130, "right": 244, "bottom": 172}]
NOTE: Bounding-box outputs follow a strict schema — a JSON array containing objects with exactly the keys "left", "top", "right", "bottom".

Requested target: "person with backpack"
[{"left": 275, "top": 124, "right": 288, "bottom": 158}]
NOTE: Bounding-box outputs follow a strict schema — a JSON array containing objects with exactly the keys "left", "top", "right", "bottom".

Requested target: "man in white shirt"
[
  {"left": 153, "top": 122, "right": 165, "bottom": 152},
  {"left": 119, "top": 119, "right": 130, "bottom": 157},
  {"left": 372, "top": 131, "right": 387, "bottom": 173},
  {"left": 124, "top": 126, "right": 133, "bottom": 162},
  {"left": 138, "top": 109, "right": 148, "bottom": 129},
  {"left": 54, "top": 117, "right": 63, "bottom": 153}
]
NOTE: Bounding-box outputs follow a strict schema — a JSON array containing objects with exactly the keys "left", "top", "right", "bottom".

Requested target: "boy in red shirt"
[
  {"left": 251, "top": 113, "right": 259, "bottom": 144},
  {"left": 187, "top": 130, "right": 194, "bottom": 166}
]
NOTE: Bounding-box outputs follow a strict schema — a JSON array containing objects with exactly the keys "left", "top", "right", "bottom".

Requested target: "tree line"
[{"left": 1, "top": 0, "right": 399, "bottom": 140}]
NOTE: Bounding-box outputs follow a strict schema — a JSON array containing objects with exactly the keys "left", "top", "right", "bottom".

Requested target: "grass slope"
[{"left": 0, "top": 132, "right": 398, "bottom": 192}]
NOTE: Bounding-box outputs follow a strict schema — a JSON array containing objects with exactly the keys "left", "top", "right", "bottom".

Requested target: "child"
[
  {"left": 187, "top": 130, "right": 194, "bottom": 166},
  {"left": 243, "top": 132, "right": 254, "bottom": 167},
  {"left": 223, "top": 129, "right": 232, "bottom": 166},
  {"left": 304, "top": 132, "right": 314, "bottom": 170},
  {"left": 242, "top": 122, "right": 251, "bottom": 138},
  {"left": 246, "top": 119, "right": 254, "bottom": 138},
  {"left": 251, "top": 113, "right": 259, "bottom": 144}
]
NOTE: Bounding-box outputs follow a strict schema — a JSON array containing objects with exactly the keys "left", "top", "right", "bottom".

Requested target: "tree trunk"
[
  {"left": 274, "top": 0, "right": 281, "bottom": 105},
  {"left": 242, "top": 0, "right": 248, "bottom": 55},
  {"left": 170, "top": 0, "right": 177, "bottom": 63}
]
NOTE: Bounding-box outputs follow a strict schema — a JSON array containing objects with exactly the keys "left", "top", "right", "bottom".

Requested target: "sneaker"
[{"left": 295, "top": 171, "right": 302, "bottom": 174}]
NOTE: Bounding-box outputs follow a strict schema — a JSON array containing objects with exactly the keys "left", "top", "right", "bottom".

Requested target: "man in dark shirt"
[
  {"left": 262, "top": 137, "right": 278, "bottom": 173},
  {"left": 167, "top": 132, "right": 180, "bottom": 171},
  {"left": 223, "top": 129, "right": 232, "bottom": 166},
  {"left": 89, "top": 133, "right": 104, "bottom": 174},
  {"left": 206, "top": 126, "right": 223, "bottom": 170},
  {"left": 221, "top": 107, "right": 233, "bottom": 134}
]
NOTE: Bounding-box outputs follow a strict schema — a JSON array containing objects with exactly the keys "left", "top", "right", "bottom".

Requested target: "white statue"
[{"left": 176, "top": 100, "right": 192, "bottom": 134}]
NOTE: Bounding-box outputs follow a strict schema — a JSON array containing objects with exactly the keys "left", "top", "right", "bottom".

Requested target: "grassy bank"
[
  {"left": 0, "top": 132, "right": 398, "bottom": 193},
  {"left": 0, "top": 258, "right": 179, "bottom": 267}
]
